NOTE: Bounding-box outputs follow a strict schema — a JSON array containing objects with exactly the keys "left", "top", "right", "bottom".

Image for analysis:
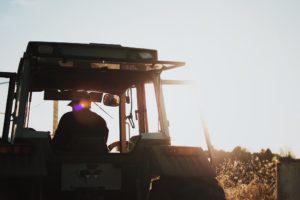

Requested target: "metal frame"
[
  {"left": 153, "top": 74, "right": 170, "bottom": 137},
  {"left": 14, "top": 59, "right": 31, "bottom": 139},
  {"left": 136, "top": 83, "right": 148, "bottom": 134},
  {"left": 0, "top": 72, "right": 16, "bottom": 142},
  {"left": 119, "top": 94, "right": 127, "bottom": 153},
  {"left": 9, "top": 42, "right": 185, "bottom": 146}
]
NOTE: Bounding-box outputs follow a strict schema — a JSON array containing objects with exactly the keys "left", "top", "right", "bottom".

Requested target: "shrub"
[{"left": 216, "top": 156, "right": 277, "bottom": 200}]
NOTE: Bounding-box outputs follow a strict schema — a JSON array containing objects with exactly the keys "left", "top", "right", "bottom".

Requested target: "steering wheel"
[
  {"left": 108, "top": 141, "right": 121, "bottom": 151},
  {"left": 108, "top": 141, "right": 131, "bottom": 152},
  {"left": 108, "top": 135, "right": 141, "bottom": 152}
]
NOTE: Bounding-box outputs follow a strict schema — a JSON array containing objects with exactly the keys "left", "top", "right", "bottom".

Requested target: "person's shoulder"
[
  {"left": 61, "top": 111, "right": 73, "bottom": 118},
  {"left": 89, "top": 110, "right": 106, "bottom": 120}
]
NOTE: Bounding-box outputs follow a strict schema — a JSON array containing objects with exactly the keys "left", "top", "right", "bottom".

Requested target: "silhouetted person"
[{"left": 52, "top": 98, "right": 109, "bottom": 153}]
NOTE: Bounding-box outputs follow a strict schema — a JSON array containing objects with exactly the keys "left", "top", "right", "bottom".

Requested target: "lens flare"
[{"left": 73, "top": 103, "right": 83, "bottom": 111}]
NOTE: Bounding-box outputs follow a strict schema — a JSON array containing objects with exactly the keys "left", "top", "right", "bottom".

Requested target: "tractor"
[{"left": 0, "top": 42, "right": 225, "bottom": 200}]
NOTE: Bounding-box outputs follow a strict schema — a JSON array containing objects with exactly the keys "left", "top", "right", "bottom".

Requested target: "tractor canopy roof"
[{"left": 22, "top": 41, "right": 185, "bottom": 95}]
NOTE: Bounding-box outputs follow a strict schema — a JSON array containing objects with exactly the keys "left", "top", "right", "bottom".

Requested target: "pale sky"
[{"left": 0, "top": 0, "right": 299, "bottom": 157}]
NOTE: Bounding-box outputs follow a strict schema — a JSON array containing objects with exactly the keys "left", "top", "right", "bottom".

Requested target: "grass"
[{"left": 216, "top": 155, "right": 278, "bottom": 200}]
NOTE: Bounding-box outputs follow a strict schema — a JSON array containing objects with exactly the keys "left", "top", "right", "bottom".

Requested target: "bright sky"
[{"left": 0, "top": 0, "right": 299, "bottom": 157}]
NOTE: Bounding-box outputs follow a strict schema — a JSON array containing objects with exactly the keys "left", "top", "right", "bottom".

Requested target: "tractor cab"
[{"left": 11, "top": 42, "right": 183, "bottom": 151}]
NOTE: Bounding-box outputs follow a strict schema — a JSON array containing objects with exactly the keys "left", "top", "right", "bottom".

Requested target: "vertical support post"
[
  {"left": 15, "top": 59, "right": 31, "bottom": 139},
  {"left": 119, "top": 94, "right": 127, "bottom": 153},
  {"left": 52, "top": 101, "right": 59, "bottom": 137},
  {"left": 153, "top": 74, "right": 170, "bottom": 137},
  {"left": 136, "top": 83, "right": 148, "bottom": 134},
  {"left": 2, "top": 73, "right": 16, "bottom": 142}
]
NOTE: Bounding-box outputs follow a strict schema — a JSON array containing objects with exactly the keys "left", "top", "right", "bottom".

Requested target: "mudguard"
[{"left": 149, "top": 145, "right": 215, "bottom": 178}]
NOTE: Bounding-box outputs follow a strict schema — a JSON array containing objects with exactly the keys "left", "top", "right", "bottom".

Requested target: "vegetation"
[{"left": 214, "top": 147, "right": 283, "bottom": 200}]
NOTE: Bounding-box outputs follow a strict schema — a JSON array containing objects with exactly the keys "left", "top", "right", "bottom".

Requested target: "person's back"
[{"left": 52, "top": 99, "right": 109, "bottom": 153}]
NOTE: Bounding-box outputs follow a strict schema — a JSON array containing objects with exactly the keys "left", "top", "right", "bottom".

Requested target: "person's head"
[{"left": 68, "top": 98, "right": 91, "bottom": 111}]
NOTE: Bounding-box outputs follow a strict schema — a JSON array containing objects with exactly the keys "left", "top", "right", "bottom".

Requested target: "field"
[{"left": 214, "top": 147, "right": 286, "bottom": 200}]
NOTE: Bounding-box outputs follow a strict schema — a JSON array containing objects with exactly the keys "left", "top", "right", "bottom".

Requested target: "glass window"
[
  {"left": 145, "top": 83, "right": 159, "bottom": 133},
  {"left": 27, "top": 92, "right": 54, "bottom": 133},
  {"left": 27, "top": 91, "right": 122, "bottom": 151},
  {"left": 25, "top": 84, "right": 162, "bottom": 153},
  {"left": 125, "top": 87, "right": 139, "bottom": 139},
  {"left": 91, "top": 94, "right": 119, "bottom": 145},
  {"left": 162, "top": 84, "right": 207, "bottom": 148}
]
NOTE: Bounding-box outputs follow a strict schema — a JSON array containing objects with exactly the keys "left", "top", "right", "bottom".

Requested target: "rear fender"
[{"left": 149, "top": 145, "right": 215, "bottom": 178}]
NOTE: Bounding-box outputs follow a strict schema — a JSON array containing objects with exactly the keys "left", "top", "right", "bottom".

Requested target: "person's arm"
[{"left": 92, "top": 112, "right": 109, "bottom": 143}]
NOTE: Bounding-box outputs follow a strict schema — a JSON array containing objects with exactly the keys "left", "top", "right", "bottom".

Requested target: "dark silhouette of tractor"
[{"left": 0, "top": 42, "right": 225, "bottom": 200}]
